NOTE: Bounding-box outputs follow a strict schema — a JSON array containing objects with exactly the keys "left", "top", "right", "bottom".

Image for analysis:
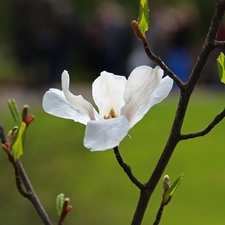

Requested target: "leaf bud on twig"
[
  {"left": 162, "top": 175, "right": 170, "bottom": 195},
  {"left": 131, "top": 20, "right": 146, "bottom": 41}
]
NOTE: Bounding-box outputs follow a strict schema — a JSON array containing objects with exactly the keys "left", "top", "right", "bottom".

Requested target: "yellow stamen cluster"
[{"left": 104, "top": 108, "right": 117, "bottom": 119}]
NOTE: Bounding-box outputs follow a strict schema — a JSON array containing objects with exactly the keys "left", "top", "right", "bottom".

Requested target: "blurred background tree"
[{"left": 0, "top": 0, "right": 220, "bottom": 87}]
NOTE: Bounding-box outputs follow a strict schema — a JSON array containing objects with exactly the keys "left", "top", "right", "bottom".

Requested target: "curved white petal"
[
  {"left": 92, "top": 71, "right": 127, "bottom": 117},
  {"left": 121, "top": 66, "right": 163, "bottom": 128},
  {"left": 128, "top": 75, "right": 173, "bottom": 128},
  {"left": 62, "top": 70, "right": 97, "bottom": 120},
  {"left": 84, "top": 116, "right": 129, "bottom": 151},
  {"left": 147, "top": 76, "right": 173, "bottom": 109},
  {"left": 43, "top": 88, "right": 92, "bottom": 125}
]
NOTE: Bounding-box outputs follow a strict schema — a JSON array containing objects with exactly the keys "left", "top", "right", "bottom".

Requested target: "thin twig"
[
  {"left": 113, "top": 146, "right": 145, "bottom": 190},
  {"left": 3, "top": 146, "right": 30, "bottom": 198},
  {"left": 17, "top": 159, "right": 52, "bottom": 225},
  {"left": 180, "top": 107, "right": 225, "bottom": 140},
  {"left": 12, "top": 156, "right": 30, "bottom": 198},
  {"left": 7, "top": 152, "right": 52, "bottom": 224},
  {"left": 1, "top": 122, "right": 52, "bottom": 225},
  {"left": 214, "top": 40, "right": 225, "bottom": 47},
  {"left": 141, "top": 38, "right": 184, "bottom": 89},
  {"left": 153, "top": 205, "right": 164, "bottom": 225},
  {"left": 0, "top": 123, "right": 28, "bottom": 197}
]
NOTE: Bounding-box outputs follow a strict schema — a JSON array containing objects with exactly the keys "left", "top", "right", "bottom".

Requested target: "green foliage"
[
  {"left": 163, "top": 173, "right": 184, "bottom": 205},
  {"left": 7, "top": 99, "right": 22, "bottom": 125},
  {"left": 11, "top": 122, "right": 26, "bottom": 159},
  {"left": 56, "top": 193, "right": 65, "bottom": 216},
  {"left": 138, "top": 0, "right": 149, "bottom": 35},
  {"left": 7, "top": 99, "right": 26, "bottom": 159},
  {"left": 0, "top": 94, "right": 225, "bottom": 224},
  {"left": 217, "top": 52, "right": 225, "bottom": 84}
]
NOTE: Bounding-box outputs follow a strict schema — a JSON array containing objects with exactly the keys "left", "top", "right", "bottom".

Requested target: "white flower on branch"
[{"left": 42, "top": 66, "right": 173, "bottom": 151}]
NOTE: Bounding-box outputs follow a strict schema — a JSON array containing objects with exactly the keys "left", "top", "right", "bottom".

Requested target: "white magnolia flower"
[{"left": 42, "top": 66, "right": 173, "bottom": 151}]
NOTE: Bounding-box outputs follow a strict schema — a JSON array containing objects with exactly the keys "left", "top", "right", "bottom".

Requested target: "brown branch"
[
  {"left": 214, "top": 40, "right": 225, "bottom": 47},
  {"left": 153, "top": 205, "right": 164, "bottom": 225},
  {"left": 113, "top": 146, "right": 145, "bottom": 190},
  {"left": 186, "top": 0, "right": 225, "bottom": 92},
  {"left": 12, "top": 157, "right": 30, "bottom": 198},
  {"left": 141, "top": 38, "right": 184, "bottom": 89},
  {"left": 180, "top": 107, "right": 225, "bottom": 140},
  {"left": 16, "top": 159, "right": 53, "bottom": 225},
  {"left": 1, "top": 123, "right": 28, "bottom": 197},
  {"left": 4, "top": 150, "right": 30, "bottom": 199},
  {"left": 0, "top": 123, "right": 52, "bottom": 225},
  {"left": 6, "top": 153, "right": 52, "bottom": 225},
  {"left": 131, "top": 1, "right": 225, "bottom": 225}
]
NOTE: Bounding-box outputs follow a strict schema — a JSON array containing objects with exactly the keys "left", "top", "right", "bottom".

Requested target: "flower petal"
[
  {"left": 43, "top": 88, "right": 92, "bottom": 125},
  {"left": 147, "top": 75, "right": 173, "bottom": 110},
  {"left": 92, "top": 71, "right": 127, "bottom": 117},
  {"left": 84, "top": 116, "right": 129, "bottom": 151},
  {"left": 127, "top": 75, "right": 173, "bottom": 128},
  {"left": 121, "top": 66, "right": 163, "bottom": 128},
  {"left": 62, "top": 70, "right": 97, "bottom": 120}
]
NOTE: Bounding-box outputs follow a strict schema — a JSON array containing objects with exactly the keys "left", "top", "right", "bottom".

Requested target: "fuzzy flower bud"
[
  {"left": 7, "top": 126, "right": 18, "bottom": 145},
  {"left": 163, "top": 175, "right": 170, "bottom": 195}
]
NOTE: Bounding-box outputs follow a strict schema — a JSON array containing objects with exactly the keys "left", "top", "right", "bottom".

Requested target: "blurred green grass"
[{"left": 0, "top": 91, "right": 225, "bottom": 225}]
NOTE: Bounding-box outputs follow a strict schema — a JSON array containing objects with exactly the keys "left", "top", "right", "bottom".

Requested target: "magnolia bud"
[
  {"left": 23, "top": 115, "right": 35, "bottom": 127},
  {"left": 7, "top": 126, "right": 18, "bottom": 145},
  {"left": 22, "top": 105, "right": 29, "bottom": 120},
  {"left": 163, "top": 175, "right": 170, "bottom": 195},
  {"left": 60, "top": 198, "right": 72, "bottom": 222},
  {"left": 131, "top": 20, "right": 146, "bottom": 41},
  {"left": 63, "top": 198, "right": 70, "bottom": 210}
]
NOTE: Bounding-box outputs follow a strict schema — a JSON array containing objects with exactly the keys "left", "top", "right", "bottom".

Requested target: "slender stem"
[
  {"left": 180, "top": 107, "right": 225, "bottom": 140},
  {"left": 131, "top": 1, "right": 225, "bottom": 224},
  {"left": 142, "top": 39, "right": 184, "bottom": 89},
  {"left": 1, "top": 122, "right": 52, "bottom": 224},
  {"left": 113, "top": 146, "right": 145, "bottom": 190},
  {"left": 214, "top": 40, "right": 225, "bottom": 47},
  {"left": 17, "top": 159, "right": 52, "bottom": 225},
  {"left": 153, "top": 205, "right": 164, "bottom": 225},
  {"left": 1, "top": 123, "right": 29, "bottom": 198},
  {"left": 5, "top": 149, "right": 30, "bottom": 198},
  {"left": 13, "top": 158, "right": 30, "bottom": 198}
]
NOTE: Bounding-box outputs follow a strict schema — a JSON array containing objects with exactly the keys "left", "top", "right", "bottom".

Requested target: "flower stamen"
[{"left": 104, "top": 108, "right": 117, "bottom": 119}]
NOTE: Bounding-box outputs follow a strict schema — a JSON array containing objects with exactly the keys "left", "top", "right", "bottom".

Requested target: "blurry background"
[
  {"left": 0, "top": 0, "right": 224, "bottom": 87},
  {"left": 0, "top": 0, "right": 225, "bottom": 224}
]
